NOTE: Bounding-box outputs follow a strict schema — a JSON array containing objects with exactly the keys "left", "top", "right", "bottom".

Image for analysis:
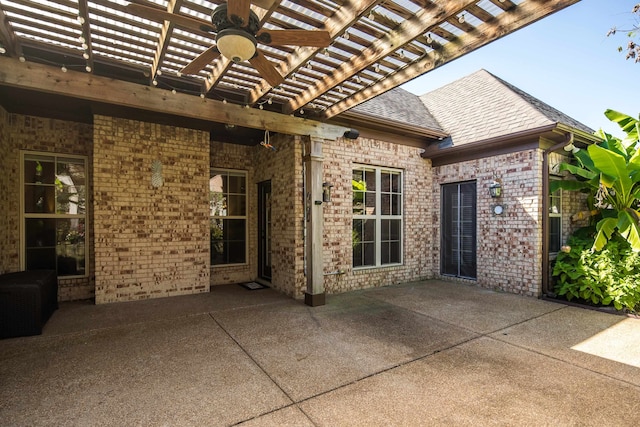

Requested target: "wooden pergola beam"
[
  {"left": 283, "top": 0, "right": 475, "bottom": 114},
  {"left": 150, "top": 0, "right": 183, "bottom": 82},
  {"left": 0, "top": 5, "right": 23, "bottom": 58},
  {"left": 0, "top": 56, "right": 348, "bottom": 140},
  {"left": 77, "top": 0, "right": 94, "bottom": 72},
  {"left": 322, "top": 0, "right": 581, "bottom": 119},
  {"left": 247, "top": 0, "right": 382, "bottom": 105}
]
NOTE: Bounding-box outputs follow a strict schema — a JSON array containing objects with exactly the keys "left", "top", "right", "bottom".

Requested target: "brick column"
[{"left": 304, "top": 136, "right": 325, "bottom": 306}]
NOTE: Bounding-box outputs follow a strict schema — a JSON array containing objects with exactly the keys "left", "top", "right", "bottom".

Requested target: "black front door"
[
  {"left": 258, "top": 181, "right": 272, "bottom": 281},
  {"left": 441, "top": 181, "right": 477, "bottom": 279}
]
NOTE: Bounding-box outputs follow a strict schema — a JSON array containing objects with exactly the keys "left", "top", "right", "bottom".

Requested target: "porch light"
[
  {"left": 216, "top": 29, "right": 256, "bottom": 63},
  {"left": 323, "top": 182, "right": 334, "bottom": 203},
  {"left": 489, "top": 180, "right": 502, "bottom": 198}
]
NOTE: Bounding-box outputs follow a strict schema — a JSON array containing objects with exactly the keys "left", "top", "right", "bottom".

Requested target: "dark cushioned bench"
[{"left": 0, "top": 270, "right": 58, "bottom": 339}]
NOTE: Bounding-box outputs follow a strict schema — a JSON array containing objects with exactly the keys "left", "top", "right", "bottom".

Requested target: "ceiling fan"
[{"left": 126, "top": 0, "right": 332, "bottom": 87}]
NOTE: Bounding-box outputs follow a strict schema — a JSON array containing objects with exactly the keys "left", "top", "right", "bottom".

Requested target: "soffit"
[{"left": 0, "top": 0, "right": 580, "bottom": 123}]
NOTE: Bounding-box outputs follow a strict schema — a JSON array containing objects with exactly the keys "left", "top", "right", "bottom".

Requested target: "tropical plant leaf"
[
  {"left": 556, "top": 162, "right": 597, "bottom": 180},
  {"left": 589, "top": 144, "right": 633, "bottom": 202},
  {"left": 604, "top": 109, "right": 639, "bottom": 148},
  {"left": 618, "top": 209, "right": 640, "bottom": 251},
  {"left": 593, "top": 217, "right": 617, "bottom": 251}
]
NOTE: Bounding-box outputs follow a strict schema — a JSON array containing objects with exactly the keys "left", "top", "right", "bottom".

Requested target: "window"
[
  {"left": 441, "top": 181, "right": 477, "bottom": 279},
  {"left": 210, "top": 169, "right": 247, "bottom": 265},
  {"left": 21, "top": 152, "right": 88, "bottom": 277},
  {"left": 352, "top": 166, "right": 402, "bottom": 268},
  {"left": 549, "top": 185, "right": 562, "bottom": 254}
]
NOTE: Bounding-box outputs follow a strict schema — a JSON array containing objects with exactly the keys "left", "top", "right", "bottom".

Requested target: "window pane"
[
  {"left": 365, "top": 192, "right": 376, "bottom": 212},
  {"left": 381, "top": 172, "right": 391, "bottom": 192},
  {"left": 389, "top": 242, "right": 400, "bottom": 264},
  {"left": 228, "top": 175, "right": 245, "bottom": 193},
  {"left": 392, "top": 194, "right": 401, "bottom": 215},
  {"left": 363, "top": 242, "right": 375, "bottom": 266},
  {"left": 227, "top": 195, "right": 246, "bottom": 216},
  {"left": 24, "top": 158, "right": 55, "bottom": 184},
  {"left": 56, "top": 219, "right": 86, "bottom": 276},
  {"left": 381, "top": 193, "right": 390, "bottom": 215},
  {"left": 392, "top": 174, "right": 400, "bottom": 193},
  {"left": 227, "top": 241, "right": 246, "bottom": 264},
  {"left": 26, "top": 218, "right": 56, "bottom": 247},
  {"left": 363, "top": 219, "right": 375, "bottom": 242},
  {"left": 24, "top": 185, "right": 56, "bottom": 213},
  {"left": 364, "top": 170, "right": 376, "bottom": 191},
  {"left": 549, "top": 217, "right": 561, "bottom": 253},
  {"left": 225, "top": 219, "right": 246, "bottom": 240},
  {"left": 26, "top": 248, "right": 56, "bottom": 270},
  {"left": 390, "top": 219, "right": 400, "bottom": 240}
]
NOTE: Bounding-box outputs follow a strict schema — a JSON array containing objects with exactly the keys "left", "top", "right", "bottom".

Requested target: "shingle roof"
[
  {"left": 419, "top": 69, "right": 594, "bottom": 146},
  {"left": 350, "top": 87, "right": 444, "bottom": 132}
]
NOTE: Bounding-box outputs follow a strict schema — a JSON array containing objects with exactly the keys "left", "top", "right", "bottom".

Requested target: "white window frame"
[
  {"left": 352, "top": 165, "right": 403, "bottom": 269},
  {"left": 20, "top": 151, "right": 89, "bottom": 278},
  {"left": 209, "top": 168, "right": 248, "bottom": 266},
  {"left": 549, "top": 183, "right": 562, "bottom": 254}
]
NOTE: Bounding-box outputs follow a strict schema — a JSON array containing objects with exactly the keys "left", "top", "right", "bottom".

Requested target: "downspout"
[{"left": 541, "top": 133, "right": 573, "bottom": 297}]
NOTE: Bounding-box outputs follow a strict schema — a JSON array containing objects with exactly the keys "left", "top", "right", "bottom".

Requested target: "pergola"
[{"left": 0, "top": 0, "right": 580, "bottom": 138}]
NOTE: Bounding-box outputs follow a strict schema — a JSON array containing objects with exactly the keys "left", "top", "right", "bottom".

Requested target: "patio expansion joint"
[{"left": 207, "top": 312, "right": 318, "bottom": 427}]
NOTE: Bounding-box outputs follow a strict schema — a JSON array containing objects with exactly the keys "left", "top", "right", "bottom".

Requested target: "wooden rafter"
[
  {"left": 247, "top": 0, "right": 382, "bottom": 105},
  {"left": 150, "top": 0, "right": 183, "bottom": 81},
  {"left": 0, "top": 5, "right": 23, "bottom": 57},
  {"left": 77, "top": 0, "right": 94, "bottom": 72},
  {"left": 282, "top": 0, "right": 476, "bottom": 114},
  {"left": 0, "top": 0, "right": 582, "bottom": 126},
  {"left": 322, "top": 0, "right": 582, "bottom": 119}
]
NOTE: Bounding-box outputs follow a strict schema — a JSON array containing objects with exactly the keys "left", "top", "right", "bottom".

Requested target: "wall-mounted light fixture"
[
  {"left": 323, "top": 182, "right": 334, "bottom": 203},
  {"left": 489, "top": 180, "right": 502, "bottom": 198}
]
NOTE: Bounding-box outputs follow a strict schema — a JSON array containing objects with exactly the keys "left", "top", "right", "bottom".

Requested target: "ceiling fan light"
[{"left": 216, "top": 29, "right": 256, "bottom": 63}]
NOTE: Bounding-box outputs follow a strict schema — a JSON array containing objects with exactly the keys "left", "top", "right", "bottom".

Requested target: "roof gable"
[
  {"left": 350, "top": 87, "right": 444, "bottom": 133},
  {"left": 420, "top": 69, "right": 593, "bottom": 146}
]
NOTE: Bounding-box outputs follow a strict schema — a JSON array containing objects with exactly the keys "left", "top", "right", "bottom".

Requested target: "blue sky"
[{"left": 401, "top": 0, "right": 638, "bottom": 138}]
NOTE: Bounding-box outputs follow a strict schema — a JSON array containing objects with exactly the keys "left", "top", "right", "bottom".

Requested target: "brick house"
[{"left": 0, "top": 65, "right": 599, "bottom": 305}]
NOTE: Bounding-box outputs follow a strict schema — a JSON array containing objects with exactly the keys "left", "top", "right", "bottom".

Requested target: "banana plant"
[{"left": 551, "top": 110, "right": 640, "bottom": 251}]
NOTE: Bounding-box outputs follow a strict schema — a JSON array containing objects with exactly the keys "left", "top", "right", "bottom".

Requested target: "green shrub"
[{"left": 553, "top": 227, "right": 640, "bottom": 313}]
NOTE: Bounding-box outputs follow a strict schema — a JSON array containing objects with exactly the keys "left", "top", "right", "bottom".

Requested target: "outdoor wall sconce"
[
  {"left": 323, "top": 182, "right": 334, "bottom": 203},
  {"left": 489, "top": 180, "right": 502, "bottom": 198}
]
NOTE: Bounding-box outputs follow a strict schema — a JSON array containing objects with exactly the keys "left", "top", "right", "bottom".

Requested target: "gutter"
[{"left": 337, "top": 110, "right": 449, "bottom": 140}]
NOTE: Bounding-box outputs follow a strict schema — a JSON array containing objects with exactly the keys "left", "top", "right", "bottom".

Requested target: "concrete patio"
[{"left": 1, "top": 279, "right": 639, "bottom": 426}]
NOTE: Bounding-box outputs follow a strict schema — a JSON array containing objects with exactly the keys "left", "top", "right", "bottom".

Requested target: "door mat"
[{"left": 240, "top": 282, "right": 267, "bottom": 290}]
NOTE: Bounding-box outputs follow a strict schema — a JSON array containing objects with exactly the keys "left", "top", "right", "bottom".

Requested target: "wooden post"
[{"left": 304, "top": 136, "right": 325, "bottom": 306}]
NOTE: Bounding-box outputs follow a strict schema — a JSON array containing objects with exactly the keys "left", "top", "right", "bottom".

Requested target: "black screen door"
[{"left": 441, "top": 181, "right": 477, "bottom": 279}]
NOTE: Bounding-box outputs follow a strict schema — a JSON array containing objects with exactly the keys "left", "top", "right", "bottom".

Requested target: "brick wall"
[
  {"left": 0, "top": 106, "right": 10, "bottom": 274},
  {"left": 432, "top": 149, "right": 543, "bottom": 296},
  {"left": 321, "top": 137, "right": 434, "bottom": 294},
  {"left": 1, "top": 111, "right": 94, "bottom": 300},
  {"left": 210, "top": 134, "right": 304, "bottom": 297},
  {"left": 93, "top": 116, "right": 210, "bottom": 303}
]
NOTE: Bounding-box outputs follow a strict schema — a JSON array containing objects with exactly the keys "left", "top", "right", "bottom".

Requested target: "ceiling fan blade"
[
  {"left": 227, "top": 0, "right": 252, "bottom": 26},
  {"left": 249, "top": 51, "right": 284, "bottom": 87},
  {"left": 257, "top": 30, "right": 331, "bottom": 47},
  {"left": 125, "top": 3, "right": 214, "bottom": 33},
  {"left": 181, "top": 46, "right": 220, "bottom": 75}
]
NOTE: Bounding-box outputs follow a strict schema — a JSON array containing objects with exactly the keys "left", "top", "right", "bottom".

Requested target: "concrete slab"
[
  {"left": 491, "top": 306, "right": 640, "bottom": 386},
  {"left": 2, "top": 281, "right": 639, "bottom": 426},
  {"left": 299, "top": 337, "right": 640, "bottom": 426},
  {"left": 0, "top": 314, "right": 291, "bottom": 426},
  {"left": 213, "top": 293, "right": 477, "bottom": 401},
  {"left": 43, "top": 285, "right": 287, "bottom": 336},
  {"left": 364, "top": 280, "right": 564, "bottom": 334}
]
